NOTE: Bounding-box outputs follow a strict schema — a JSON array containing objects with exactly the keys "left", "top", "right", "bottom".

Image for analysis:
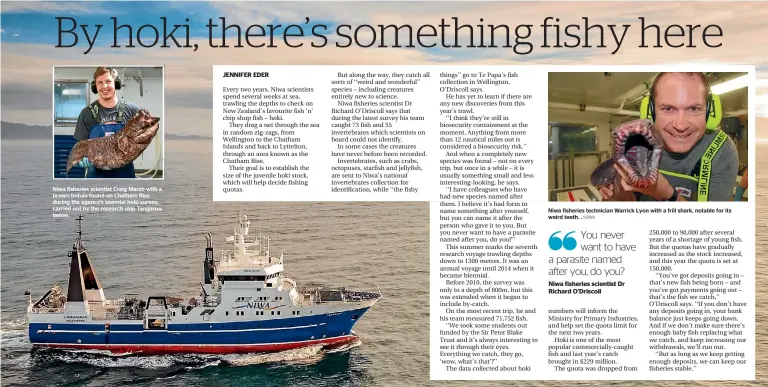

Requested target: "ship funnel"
[{"left": 204, "top": 232, "right": 214, "bottom": 284}]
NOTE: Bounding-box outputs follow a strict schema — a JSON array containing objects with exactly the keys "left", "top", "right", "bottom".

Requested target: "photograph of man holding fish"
[
  {"left": 547, "top": 70, "right": 750, "bottom": 202},
  {"left": 52, "top": 65, "right": 165, "bottom": 179}
]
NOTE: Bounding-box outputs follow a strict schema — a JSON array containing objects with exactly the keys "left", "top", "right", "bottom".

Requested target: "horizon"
[
  {"left": 0, "top": 120, "right": 212, "bottom": 138},
  {"left": 2, "top": 1, "right": 767, "bottom": 137},
  {"left": 2, "top": 118, "right": 762, "bottom": 142}
]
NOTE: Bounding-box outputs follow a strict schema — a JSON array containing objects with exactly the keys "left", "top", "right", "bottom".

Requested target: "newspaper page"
[
  {"left": 212, "top": 64, "right": 757, "bottom": 380},
  {"left": 0, "top": 2, "right": 761, "bottom": 386}
]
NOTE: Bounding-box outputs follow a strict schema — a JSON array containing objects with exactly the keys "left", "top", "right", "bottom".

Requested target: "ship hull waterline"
[
  {"left": 30, "top": 334, "right": 358, "bottom": 355},
  {"left": 29, "top": 306, "right": 370, "bottom": 355}
]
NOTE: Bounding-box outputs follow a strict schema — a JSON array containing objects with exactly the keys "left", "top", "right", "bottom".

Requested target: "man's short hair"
[
  {"left": 650, "top": 72, "right": 711, "bottom": 103},
  {"left": 93, "top": 67, "right": 117, "bottom": 81}
]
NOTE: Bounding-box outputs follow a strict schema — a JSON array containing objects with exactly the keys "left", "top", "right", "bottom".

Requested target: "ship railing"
[
  {"left": 341, "top": 290, "right": 383, "bottom": 302},
  {"left": 103, "top": 300, "right": 125, "bottom": 308},
  {"left": 123, "top": 293, "right": 140, "bottom": 302},
  {"left": 216, "top": 251, "right": 271, "bottom": 271},
  {"left": 91, "top": 311, "right": 118, "bottom": 321},
  {"left": 116, "top": 312, "right": 142, "bottom": 320},
  {"left": 29, "top": 307, "right": 65, "bottom": 314},
  {"left": 217, "top": 251, "right": 240, "bottom": 269},
  {"left": 293, "top": 287, "right": 381, "bottom": 305},
  {"left": 243, "top": 237, "right": 262, "bottom": 246}
]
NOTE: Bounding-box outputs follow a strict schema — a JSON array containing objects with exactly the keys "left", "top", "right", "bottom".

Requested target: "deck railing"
[
  {"left": 295, "top": 287, "right": 382, "bottom": 305},
  {"left": 29, "top": 307, "right": 65, "bottom": 314}
]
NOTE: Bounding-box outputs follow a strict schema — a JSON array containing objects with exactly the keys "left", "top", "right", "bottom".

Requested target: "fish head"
[
  {"left": 127, "top": 109, "right": 161, "bottom": 144},
  {"left": 612, "top": 118, "right": 663, "bottom": 188}
]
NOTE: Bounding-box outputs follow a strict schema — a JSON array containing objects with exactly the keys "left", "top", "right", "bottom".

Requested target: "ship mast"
[{"left": 75, "top": 214, "right": 84, "bottom": 251}]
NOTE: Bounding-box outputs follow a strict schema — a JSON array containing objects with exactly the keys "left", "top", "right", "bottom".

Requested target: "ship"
[{"left": 26, "top": 213, "right": 382, "bottom": 355}]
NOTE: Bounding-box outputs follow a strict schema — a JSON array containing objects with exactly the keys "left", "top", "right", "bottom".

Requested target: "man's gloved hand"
[{"left": 77, "top": 157, "right": 93, "bottom": 169}]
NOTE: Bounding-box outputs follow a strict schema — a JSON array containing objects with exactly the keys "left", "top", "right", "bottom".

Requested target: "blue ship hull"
[
  {"left": 27, "top": 213, "right": 382, "bottom": 355},
  {"left": 29, "top": 307, "right": 370, "bottom": 354}
]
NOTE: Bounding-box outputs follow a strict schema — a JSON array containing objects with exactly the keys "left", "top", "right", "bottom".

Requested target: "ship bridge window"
[{"left": 218, "top": 275, "right": 266, "bottom": 282}]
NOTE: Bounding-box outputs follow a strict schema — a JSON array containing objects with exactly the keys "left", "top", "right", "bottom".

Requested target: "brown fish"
[
  {"left": 590, "top": 119, "right": 663, "bottom": 201},
  {"left": 66, "top": 109, "right": 160, "bottom": 176}
]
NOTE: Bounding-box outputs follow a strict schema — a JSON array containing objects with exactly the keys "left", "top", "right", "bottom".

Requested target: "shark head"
[
  {"left": 590, "top": 118, "right": 663, "bottom": 189},
  {"left": 611, "top": 119, "right": 663, "bottom": 188}
]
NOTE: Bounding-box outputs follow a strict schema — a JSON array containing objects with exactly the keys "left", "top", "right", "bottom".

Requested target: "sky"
[{"left": 2, "top": 0, "right": 768, "bottom": 137}]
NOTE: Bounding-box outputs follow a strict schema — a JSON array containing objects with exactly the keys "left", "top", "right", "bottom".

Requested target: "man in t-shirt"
[
  {"left": 599, "top": 72, "right": 739, "bottom": 201},
  {"left": 72, "top": 66, "right": 155, "bottom": 178}
]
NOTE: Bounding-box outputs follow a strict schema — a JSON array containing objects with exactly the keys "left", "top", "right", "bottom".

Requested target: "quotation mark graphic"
[{"left": 549, "top": 231, "right": 577, "bottom": 251}]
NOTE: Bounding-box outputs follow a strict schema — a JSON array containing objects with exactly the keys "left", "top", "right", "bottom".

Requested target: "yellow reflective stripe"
[
  {"left": 659, "top": 170, "right": 698, "bottom": 182},
  {"left": 697, "top": 131, "right": 728, "bottom": 201}
]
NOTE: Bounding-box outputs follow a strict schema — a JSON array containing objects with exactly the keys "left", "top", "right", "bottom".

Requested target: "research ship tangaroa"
[{"left": 26, "top": 213, "right": 382, "bottom": 354}]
